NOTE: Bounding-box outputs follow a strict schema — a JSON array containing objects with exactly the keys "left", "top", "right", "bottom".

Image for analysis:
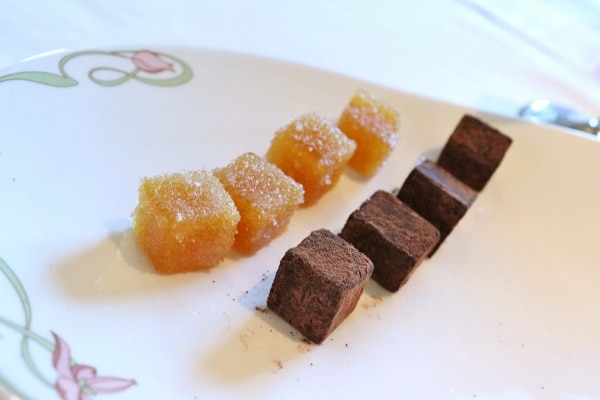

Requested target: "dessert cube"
[
  {"left": 337, "top": 90, "right": 400, "bottom": 177},
  {"left": 267, "top": 229, "right": 373, "bottom": 344},
  {"left": 266, "top": 113, "right": 356, "bottom": 206},
  {"left": 132, "top": 170, "right": 240, "bottom": 273},
  {"left": 396, "top": 159, "right": 477, "bottom": 254},
  {"left": 213, "top": 152, "right": 304, "bottom": 254},
  {"left": 340, "top": 190, "right": 440, "bottom": 292},
  {"left": 437, "top": 114, "right": 512, "bottom": 191}
]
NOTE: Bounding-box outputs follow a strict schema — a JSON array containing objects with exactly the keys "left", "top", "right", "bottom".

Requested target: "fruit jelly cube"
[
  {"left": 340, "top": 190, "right": 440, "bottom": 292},
  {"left": 213, "top": 152, "right": 304, "bottom": 254},
  {"left": 437, "top": 114, "right": 512, "bottom": 191},
  {"left": 396, "top": 159, "right": 477, "bottom": 254},
  {"left": 266, "top": 113, "right": 356, "bottom": 206},
  {"left": 132, "top": 170, "right": 240, "bottom": 274},
  {"left": 267, "top": 229, "right": 373, "bottom": 344},
  {"left": 337, "top": 90, "right": 400, "bottom": 177}
]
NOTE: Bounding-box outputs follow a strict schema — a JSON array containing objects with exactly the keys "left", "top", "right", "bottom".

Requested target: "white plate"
[{"left": 1, "top": 47, "right": 599, "bottom": 400}]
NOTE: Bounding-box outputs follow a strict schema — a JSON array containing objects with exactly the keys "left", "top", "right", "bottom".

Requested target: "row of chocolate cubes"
[{"left": 267, "top": 114, "right": 513, "bottom": 344}]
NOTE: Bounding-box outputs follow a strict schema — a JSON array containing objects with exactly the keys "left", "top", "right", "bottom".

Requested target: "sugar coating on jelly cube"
[
  {"left": 132, "top": 170, "right": 240, "bottom": 274},
  {"left": 337, "top": 90, "right": 400, "bottom": 177},
  {"left": 266, "top": 113, "right": 356, "bottom": 206},
  {"left": 213, "top": 152, "right": 304, "bottom": 254}
]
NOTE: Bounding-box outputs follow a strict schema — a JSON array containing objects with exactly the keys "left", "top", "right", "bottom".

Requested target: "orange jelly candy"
[
  {"left": 132, "top": 170, "right": 240, "bottom": 274},
  {"left": 266, "top": 113, "right": 356, "bottom": 206},
  {"left": 337, "top": 90, "right": 400, "bottom": 177},
  {"left": 213, "top": 152, "right": 304, "bottom": 254}
]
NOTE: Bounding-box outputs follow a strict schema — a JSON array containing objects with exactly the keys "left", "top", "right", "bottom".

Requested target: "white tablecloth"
[{"left": 3, "top": 0, "right": 600, "bottom": 122}]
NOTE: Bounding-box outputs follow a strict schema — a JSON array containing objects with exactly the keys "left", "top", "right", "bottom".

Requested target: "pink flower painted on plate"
[
  {"left": 52, "top": 332, "right": 136, "bottom": 400},
  {"left": 131, "top": 50, "right": 174, "bottom": 73}
]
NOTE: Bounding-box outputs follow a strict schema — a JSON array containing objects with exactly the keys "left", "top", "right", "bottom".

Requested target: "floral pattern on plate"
[
  {"left": 0, "top": 258, "right": 137, "bottom": 399},
  {"left": 0, "top": 49, "right": 193, "bottom": 87}
]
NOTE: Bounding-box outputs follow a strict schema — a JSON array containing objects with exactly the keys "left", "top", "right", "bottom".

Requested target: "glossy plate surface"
[{"left": 1, "top": 47, "right": 599, "bottom": 399}]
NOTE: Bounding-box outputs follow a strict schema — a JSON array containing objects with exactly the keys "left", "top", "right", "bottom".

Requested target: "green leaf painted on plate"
[{"left": 0, "top": 71, "right": 78, "bottom": 87}]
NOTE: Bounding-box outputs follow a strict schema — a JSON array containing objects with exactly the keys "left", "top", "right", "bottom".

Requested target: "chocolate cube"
[
  {"left": 397, "top": 159, "right": 477, "bottom": 253},
  {"left": 340, "top": 190, "right": 440, "bottom": 292},
  {"left": 267, "top": 229, "right": 373, "bottom": 344},
  {"left": 437, "top": 114, "right": 512, "bottom": 191}
]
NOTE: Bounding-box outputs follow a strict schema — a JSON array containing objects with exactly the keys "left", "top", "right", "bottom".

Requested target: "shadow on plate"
[
  {"left": 199, "top": 269, "right": 315, "bottom": 383},
  {"left": 49, "top": 220, "right": 227, "bottom": 300},
  {"left": 198, "top": 266, "right": 396, "bottom": 384}
]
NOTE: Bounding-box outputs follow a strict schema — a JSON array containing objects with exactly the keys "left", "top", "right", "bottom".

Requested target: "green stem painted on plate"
[
  {"left": 0, "top": 371, "right": 30, "bottom": 400},
  {"left": 0, "top": 256, "right": 136, "bottom": 398},
  {"left": 0, "top": 257, "right": 54, "bottom": 389},
  {"left": 0, "top": 315, "right": 54, "bottom": 352}
]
